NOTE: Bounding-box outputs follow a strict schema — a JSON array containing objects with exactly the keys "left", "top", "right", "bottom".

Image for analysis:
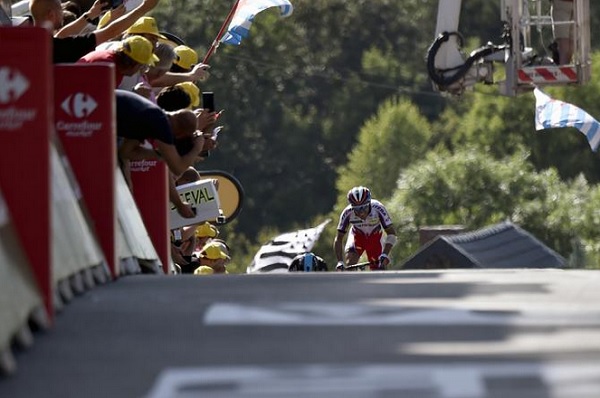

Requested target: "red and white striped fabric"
[{"left": 518, "top": 66, "right": 578, "bottom": 84}]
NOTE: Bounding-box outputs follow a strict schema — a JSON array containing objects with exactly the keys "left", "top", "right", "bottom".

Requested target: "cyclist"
[
  {"left": 288, "top": 252, "right": 328, "bottom": 272},
  {"left": 334, "top": 186, "right": 397, "bottom": 271}
]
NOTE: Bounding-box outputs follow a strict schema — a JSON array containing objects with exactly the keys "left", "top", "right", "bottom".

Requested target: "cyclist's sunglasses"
[{"left": 352, "top": 204, "right": 370, "bottom": 213}]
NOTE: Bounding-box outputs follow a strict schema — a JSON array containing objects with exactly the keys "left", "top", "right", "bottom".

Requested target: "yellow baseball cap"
[
  {"left": 173, "top": 45, "right": 198, "bottom": 70},
  {"left": 119, "top": 36, "right": 160, "bottom": 66},
  {"left": 195, "top": 222, "right": 219, "bottom": 238},
  {"left": 176, "top": 82, "right": 200, "bottom": 108},
  {"left": 199, "top": 241, "right": 230, "bottom": 260},
  {"left": 194, "top": 265, "right": 214, "bottom": 275},
  {"left": 125, "top": 16, "right": 167, "bottom": 39}
]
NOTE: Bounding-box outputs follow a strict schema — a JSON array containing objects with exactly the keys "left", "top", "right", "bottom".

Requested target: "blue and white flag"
[
  {"left": 220, "top": 0, "right": 294, "bottom": 46},
  {"left": 534, "top": 88, "right": 600, "bottom": 152}
]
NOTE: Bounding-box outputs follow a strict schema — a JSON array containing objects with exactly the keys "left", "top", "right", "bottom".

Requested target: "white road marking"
[
  {"left": 145, "top": 362, "right": 600, "bottom": 398},
  {"left": 203, "top": 302, "right": 600, "bottom": 326}
]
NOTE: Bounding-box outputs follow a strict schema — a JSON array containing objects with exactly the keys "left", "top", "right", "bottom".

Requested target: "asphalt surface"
[{"left": 2, "top": 269, "right": 600, "bottom": 398}]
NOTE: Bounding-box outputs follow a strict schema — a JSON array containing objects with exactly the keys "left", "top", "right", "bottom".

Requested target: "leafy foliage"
[
  {"left": 335, "top": 97, "right": 432, "bottom": 206},
  {"left": 386, "top": 148, "right": 600, "bottom": 267}
]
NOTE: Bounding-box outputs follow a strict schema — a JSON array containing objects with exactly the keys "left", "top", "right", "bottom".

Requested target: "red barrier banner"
[
  {"left": 54, "top": 64, "right": 118, "bottom": 278},
  {"left": 0, "top": 28, "right": 53, "bottom": 318},
  {"left": 130, "top": 160, "right": 169, "bottom": 273}
]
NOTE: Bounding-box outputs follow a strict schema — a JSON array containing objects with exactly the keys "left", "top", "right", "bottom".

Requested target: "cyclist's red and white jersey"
[{"left": 336, "top": 199, "right": 393, "bottom": 236}]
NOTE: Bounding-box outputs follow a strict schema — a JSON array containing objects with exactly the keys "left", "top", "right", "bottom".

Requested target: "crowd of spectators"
[{"left": 22, "top": 0, "right": 230, "bottom": 275}]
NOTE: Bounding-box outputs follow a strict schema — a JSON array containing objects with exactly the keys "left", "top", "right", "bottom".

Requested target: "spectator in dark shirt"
[{"left": 115, "top": 90, "right": 212, "bottom": 184}]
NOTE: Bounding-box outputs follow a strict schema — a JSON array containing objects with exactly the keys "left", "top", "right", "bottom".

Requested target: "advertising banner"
[
  {"left": 54, "top": 64, "right": 118, "bottom": 277},
  {"left": 130, "top": 159, "right": 169, "bottom": 273},
  {"left": 0, "top": 28, "right": 53, "bottom": 317}
]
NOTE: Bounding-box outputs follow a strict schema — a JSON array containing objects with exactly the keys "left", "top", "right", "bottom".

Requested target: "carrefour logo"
[
  {"left": 57, "top": 92, "right": 102, "bottom": 137},
  {"left": 0, "top": 67, "right": 29, "bottom": 104},
  {"left": 61, "top": 92, "right": 97, "bottom": 118},
  {"left": 0, "top": 66, "right": 36, "bottom": 131}
]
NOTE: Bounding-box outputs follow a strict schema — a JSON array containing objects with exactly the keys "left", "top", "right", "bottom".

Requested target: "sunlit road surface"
[{"left": 2, "top": 269, "right": 600, "bottom": 398}]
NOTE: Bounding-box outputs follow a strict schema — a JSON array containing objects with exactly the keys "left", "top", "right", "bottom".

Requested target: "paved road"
[{"left": 2, "top": 269, "right": 600, "bottom": 398}]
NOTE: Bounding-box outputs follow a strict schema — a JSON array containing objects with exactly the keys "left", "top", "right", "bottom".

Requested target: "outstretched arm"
[
  {"left": 155, "top": 136, "right": 204, "bottom": 178},
  {"left": 93, "top": 0, "right": 160, "bottom": 45},
  {"left": 55, "top": 0, "right": 104, "bottom": 38}
]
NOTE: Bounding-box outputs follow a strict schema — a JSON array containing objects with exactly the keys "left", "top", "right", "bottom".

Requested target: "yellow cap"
[
  {"left": 194, "top": 265, "right": 215, "bottom": 275},
  {"left": 173, "top": 45, "right": 198, "bottom": 70},
  {"left": 199, "top": 241, "right": 230, "bottom": 260},
  {"left": 119, "top": 36, "right": 160, "bottom": 66},
  {"left": 125, "top": 16, "right": 167, "bottom": 39},
  {"left": 176, "top": 82, "right": 200, "bottom": 108},
  {"left": 195, "top": 222, "right": 219, "bottom": 238},
  {"left": 97, "top": 11, "right": 111, "bottom": 29}
]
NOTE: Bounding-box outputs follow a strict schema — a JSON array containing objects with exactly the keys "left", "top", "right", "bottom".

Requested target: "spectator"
[
  {"left": 150, "top": 44, "right": 210, "bottom": 87},
  {"left": 154, "top": 85, "right": 218, "bottom": 218},
  {"left": 54, "top": 0, "right": 103, "bottom": 38},
  {"left": 61, "top": 9, "right": 78, "bottom": 26},
  {"left": 171, "top": 45, "right": 198, "bottom": 73},
  {"left": 193, "top": 241, "right": 230, "bottom": 275},
  {"left": 172, "top": 166, "right": 203, "bottom": 241},
  {"left": 170, "top": 170, "right": 220, "bottom": 273},
  {"left": 29, "top": 0, "right": 160, "bottom": 63},
  {"left": 123, "top": 15, "right": 167, "bottom": 45},
  {"left": 193, "top": 222, "right": 220, "bottom": 251},
  {"left": 176, "top": 82, "right": 201, "bottom": 108},
  {"left": 77, "top": 35, "right": 159, "bottom": 87},
  {"left": 132, "top": 42, "right": 178, "bottom": 100},
  {"left": 95, "top": 3, "right": 127, "bottom": 31},
  {"left": 156, "top": 85, "right": 193, "bottom": 111},
  {"left": 61, "top": 1, "right": 82, "bottom": 17},
  {"left": 115, "top": 89, "right": 212, "bottom": 187},
  {"left": 550, "top": 0, "right": 574, "bottom": 65}
]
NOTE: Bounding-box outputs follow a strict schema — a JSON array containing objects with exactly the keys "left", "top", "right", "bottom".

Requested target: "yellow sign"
[{"left": 199, "top": 170, "right": 244, "bottom": 223}]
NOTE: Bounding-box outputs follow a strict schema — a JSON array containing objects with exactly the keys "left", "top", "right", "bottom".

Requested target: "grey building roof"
[{"left": 402, "top": 221, "right": 566, "bottom": 270}]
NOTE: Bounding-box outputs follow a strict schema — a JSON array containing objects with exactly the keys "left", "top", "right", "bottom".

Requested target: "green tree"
[
  {"left": 386, "top": 148, "right": 600, "bottom": 266},
  {"left": 336, "top": 97, "right": 433, "bottom": 206}
]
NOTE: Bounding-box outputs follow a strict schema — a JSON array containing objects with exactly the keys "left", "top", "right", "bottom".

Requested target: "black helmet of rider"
[{"left": 289, "top": 252, "right": 328, "bottom": 272}]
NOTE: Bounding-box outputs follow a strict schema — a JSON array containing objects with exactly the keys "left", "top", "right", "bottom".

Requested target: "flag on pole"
[
  {"left": 220, "top": 0, "right": 294, "bottom": 46},
  {"left": 534, "top": 88, "right": 600, "bottom": 152},
  {"left": 246, "top": 219, "right": 330, "bottom": 273}
]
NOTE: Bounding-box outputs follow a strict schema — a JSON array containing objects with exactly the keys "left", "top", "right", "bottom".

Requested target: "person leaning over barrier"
[
  {"left": 115, "top": 89, "right": 215, "bottom": 189},
  {"left": 77, "top": 35, "right": 159, "bottom": 87},
  {"left": 156, "top": 83, "right": 218, "bottom": 218},
  {"left": 30, "top": 0, "right": 160, "bottom": 63}
]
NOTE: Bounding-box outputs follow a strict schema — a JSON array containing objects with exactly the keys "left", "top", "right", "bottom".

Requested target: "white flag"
[
  {"left": 534, "top": 88, "right": 600, "bottom": 152},
  {"left": 221, "top": 0, "right": 294, "bottom": 46}
]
